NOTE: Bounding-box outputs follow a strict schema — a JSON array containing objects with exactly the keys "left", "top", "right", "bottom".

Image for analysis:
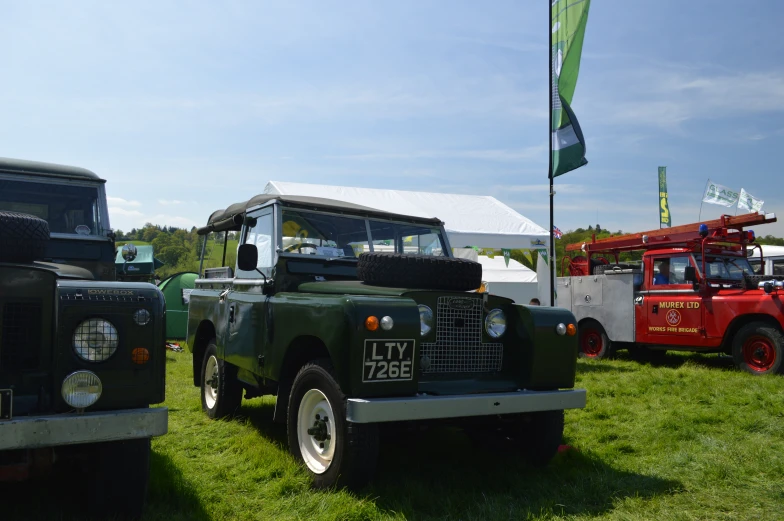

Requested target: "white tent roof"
[
  {"left": 264, "top": 181, "right": 549, "bottom": 250},
  {"left": 477, "top": 255, "right": 537, "bottom": 283}
]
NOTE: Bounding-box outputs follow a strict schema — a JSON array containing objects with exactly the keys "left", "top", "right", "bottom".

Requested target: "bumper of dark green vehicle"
[
  {"left": 345, "top": 388, "right": 586, "bottom": 423},
  {"left": 0, "top": 407, "right": 168, "bottom": 450}
]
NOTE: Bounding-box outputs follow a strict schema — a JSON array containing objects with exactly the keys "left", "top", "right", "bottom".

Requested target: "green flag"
[
  {"left": 658, "top": 166, "right": 671, "bottom": 228},
  {"left": 502, "top": 249, "right": 511, "bottom": 267},
  {"left": 551, "top": 0, "right": 590, "bottom": 178}
]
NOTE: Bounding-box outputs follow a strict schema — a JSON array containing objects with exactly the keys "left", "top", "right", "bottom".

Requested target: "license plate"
[
  {"left": 0, "top": 389, "right": 11, "bottom": 420},
  {"left": 363, "top": 339, "right": 415, "bottom": 383}
]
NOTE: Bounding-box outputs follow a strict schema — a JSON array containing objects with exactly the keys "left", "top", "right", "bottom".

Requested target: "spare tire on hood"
[
  {"left": 0, "top": 211, "right": 50, "bottom": 263},
  {"left": 357, "top": 252, "right": 482, "bottom": 291}
]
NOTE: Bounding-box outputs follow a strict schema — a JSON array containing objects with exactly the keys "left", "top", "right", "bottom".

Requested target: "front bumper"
[
  {"left": 0, "top": 407, "right": 168, "bottom": 450},
  {"left": 346, "top": 388, "right": 586, "bottom": 423}
]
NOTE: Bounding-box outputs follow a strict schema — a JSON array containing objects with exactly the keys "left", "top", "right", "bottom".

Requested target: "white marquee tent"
[{"left": 264, "top": 181, "right": 554, "bottom": 304}]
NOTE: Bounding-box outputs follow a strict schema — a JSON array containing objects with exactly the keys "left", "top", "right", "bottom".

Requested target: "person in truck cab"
[{"left": 654, "top": 258, "right": 670, "bottom": 285}]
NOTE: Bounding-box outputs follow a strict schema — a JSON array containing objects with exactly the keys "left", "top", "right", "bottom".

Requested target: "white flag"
[
  {"left": 702, "top": 180, "right": 740, "bottom": 208},
  {"left": 738, "top": 188, "right": 764, "bottom": 213}
]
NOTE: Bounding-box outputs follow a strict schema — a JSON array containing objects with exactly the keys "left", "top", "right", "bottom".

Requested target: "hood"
[
  {"left": 0, "top": 260, "right": 95, "bottom": 280},
  {"left": 297, "top": 280, "right": 414, "bottom": 297}
]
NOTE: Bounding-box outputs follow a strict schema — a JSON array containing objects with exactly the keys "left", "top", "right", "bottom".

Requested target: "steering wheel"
[{"left": 297, "top": 243, "right": 319, "bottom": 254}]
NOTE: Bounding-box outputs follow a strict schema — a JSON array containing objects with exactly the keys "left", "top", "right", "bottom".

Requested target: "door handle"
[{"left": 229, "top": 305, "right": 235, "bottom": 324}]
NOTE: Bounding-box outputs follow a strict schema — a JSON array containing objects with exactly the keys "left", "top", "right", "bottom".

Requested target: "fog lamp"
[{"left": 61, "top": 370, "right": 102, "bottom": 408}]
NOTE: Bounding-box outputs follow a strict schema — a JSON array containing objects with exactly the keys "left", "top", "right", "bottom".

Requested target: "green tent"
[
  {"left": 115, "top": 244, "right": 164, "bottom": 281},
  {"left": 158, "top": 272, "right": 198, "bottom": 339}
]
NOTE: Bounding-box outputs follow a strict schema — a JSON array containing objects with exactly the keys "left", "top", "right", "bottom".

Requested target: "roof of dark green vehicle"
[
  {"left": 198, "top": 194, "right": 444, "bottom": 235},
  {"left": 0, "top": 157, "right": 104, "bottom": 183}
]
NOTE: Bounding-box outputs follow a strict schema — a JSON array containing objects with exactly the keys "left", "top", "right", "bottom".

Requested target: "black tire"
[
  {"left": 518, "top": 410, "right": 565, "bottom": 467},
  {"left": 357, "top": 252, "right": 482, "bottom": 291},
  {"left": 87, "top": 438, "right": 151, "bottom": 519},
  {"left": 0, "top": 211, "right": 49, "bottom": 262},
  {"left": 578, "top": 320, "right": 613, "bottom": 359},
  {"left": 466, "top": 410, "right": 565, "bottom": 467},
  {"left": 731, "top": 322, "right": 784, "bottom": 375},
  {"left": 200, "top": 341, "right": 243, "bottom": 418},
  {"left": 287, "top": 358, "right": 379, "bottom": 489}
]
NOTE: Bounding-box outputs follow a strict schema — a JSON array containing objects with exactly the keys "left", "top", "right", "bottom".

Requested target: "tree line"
[{"left": 115, "top": 223, "right": 784, "bottom": 280}]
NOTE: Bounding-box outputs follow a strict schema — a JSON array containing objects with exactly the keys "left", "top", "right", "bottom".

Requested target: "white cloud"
[
  {"left": 326, "top": 145, "right": 546, "bottom": 162},
  {"left": 107, "top": 196, "right": 141, "bottom": 207}
]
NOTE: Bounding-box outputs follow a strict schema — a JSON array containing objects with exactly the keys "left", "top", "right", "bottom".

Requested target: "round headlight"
[
  {"left": 73, "top": 318, "right": 119, "bottom": 362},
  {"left": 418, "top": 305, "right": 433, "bottom": 336},
  {"left": 485, "top": 309, "right": 507, "bottom": 338},
  {"left": 61, "top": 370, "right": 102, "bottom": 408},
  {"left": 133, "top": 308, "right": 151, "bottom": 326}
]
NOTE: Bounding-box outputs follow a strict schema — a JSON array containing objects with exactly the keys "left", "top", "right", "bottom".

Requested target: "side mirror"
[
  {"left": 121, "top": 243, "right": 137, "bottom": 262},
  {"left": 237, "top": 244, "right": 258, "bottom": 271},
  {"left": 684, "top": 266, "right": 696, "bottom": 283}
]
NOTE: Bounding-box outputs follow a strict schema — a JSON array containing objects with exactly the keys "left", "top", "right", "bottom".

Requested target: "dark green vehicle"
[
  {"left": 0, "top": 158, "right": 167, "bottom": 518},
  {"left": 187, "top": 194, "right": 586, "bottom": 488}
]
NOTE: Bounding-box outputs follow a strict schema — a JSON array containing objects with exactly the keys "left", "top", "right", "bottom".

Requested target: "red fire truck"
[{"left": 557, "top": 212, "right": 783, "bottom": 375}]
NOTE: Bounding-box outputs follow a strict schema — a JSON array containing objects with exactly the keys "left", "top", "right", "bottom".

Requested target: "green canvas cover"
[
  {"left": 115, "top": 244, "right": 165, "bottom": 277},
  {"left": 158, "top": 272, "right": 198, "bottom": 339}
]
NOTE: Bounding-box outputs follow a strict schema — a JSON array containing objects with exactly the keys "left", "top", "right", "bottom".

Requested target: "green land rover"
[
  {"left": 0, "top": 157, "right": 167, "bottom": 518},
  {"left": 187, "top": 194, "right": 586, "bottom": 488}
]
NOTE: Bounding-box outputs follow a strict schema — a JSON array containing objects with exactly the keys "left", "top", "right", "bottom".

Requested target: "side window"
[
  {"left": 244, "top": 212, "right": 274, "bottom": 276},
  {"left": 749, "top": 259, "right": 762, "bottom": 275},
  {"left": 652, "top": 256, "right": 691, "bottom": 285},
  {"left": 773, "top": 260, "right": 784, "bottom": 276}
]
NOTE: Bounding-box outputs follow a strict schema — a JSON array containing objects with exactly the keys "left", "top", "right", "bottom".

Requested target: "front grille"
[
  {"left": 420, "top": 296, "right": 503, "bottom": 374},
  {"left": 1, "top": 302, "right": 42, "bottom": 370}
]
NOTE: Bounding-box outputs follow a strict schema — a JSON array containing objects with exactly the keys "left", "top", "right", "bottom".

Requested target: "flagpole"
[
  {"left": 548, "top": 6, "right": 555, "bottom": 307},
  {"left": 698, "top": 178, "right": 709, "bottom": 221}
]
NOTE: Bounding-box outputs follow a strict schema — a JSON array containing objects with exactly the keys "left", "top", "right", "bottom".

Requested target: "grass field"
[{"left": 7, "top": 351, "right": 784, "bottom": 520}]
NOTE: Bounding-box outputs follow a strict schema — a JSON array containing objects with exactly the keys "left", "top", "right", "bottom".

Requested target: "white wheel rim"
[
  {"left": 204, "top": 355, "right": 219, "bottom": 409},
  {"left": 297, "top": 389, "right": 336, "bottom": 474}
]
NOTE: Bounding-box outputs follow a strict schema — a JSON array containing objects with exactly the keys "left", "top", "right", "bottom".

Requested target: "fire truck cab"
[{"left": 557, "top": 212, "right": 784, "bottom": 375}]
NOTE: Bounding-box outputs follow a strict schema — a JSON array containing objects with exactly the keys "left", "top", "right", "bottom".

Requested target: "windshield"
[
  {"left": 280, "top": 209, "right": 447, "bottom": 258},
  {"left": 282, "top": 210, "right": 370, "bottom": 257},
  {"left": 368, "top": 220, "right": 445, "bottom": 256},
  {"left": 694, "top": 254, "right": 754, "bottom": 280},
  {"left": 0, "top": 179, "right": 102, "bottom": 236}
]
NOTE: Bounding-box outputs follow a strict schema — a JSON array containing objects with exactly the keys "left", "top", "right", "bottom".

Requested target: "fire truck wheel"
[
  {"left": 0, "top": 211, "right": 50, "bottom": 262},
  {"left": 732, "top": 322, "right": 784, "bottom": 375},
  {"left": 579, "top": 321, "right": 613, "bottom": 359},
  {"left": 357, "top": 252, "right": 482, "bottom": 291},
  {"left": 200, "top": 342, "right": 243, "bottom": 418},
  {"left": 287, "top": 358, "right": 379, "bottom": 489}
]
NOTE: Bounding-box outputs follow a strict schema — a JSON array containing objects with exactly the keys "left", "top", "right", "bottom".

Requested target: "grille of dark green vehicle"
[
  {"left": 419, "top": 296, "right": 503, "bottom": 373},
  {"left": 1, "top": 302, "right": 42, "bottom": 370}
]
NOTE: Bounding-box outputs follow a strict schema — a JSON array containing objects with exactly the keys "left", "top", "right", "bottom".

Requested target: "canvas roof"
[{"left": 264, "top": 181, "right": 549, "bottom": 250}]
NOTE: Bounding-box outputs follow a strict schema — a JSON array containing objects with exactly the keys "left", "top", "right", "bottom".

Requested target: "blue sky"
[{"left": 3, "top": 1, "right": 784, "bottom": 237}]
